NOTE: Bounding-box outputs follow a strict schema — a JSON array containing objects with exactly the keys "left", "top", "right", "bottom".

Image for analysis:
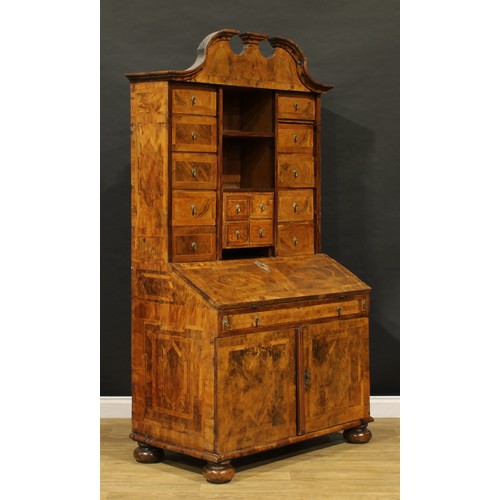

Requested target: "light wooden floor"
[{"left": 101, "top": 418, "right": 399, "bottom": 499}]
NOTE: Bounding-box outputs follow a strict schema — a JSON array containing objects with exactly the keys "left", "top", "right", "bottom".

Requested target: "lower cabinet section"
[{"left": 216, "top": 318, "right": 370, "bottom": 453}]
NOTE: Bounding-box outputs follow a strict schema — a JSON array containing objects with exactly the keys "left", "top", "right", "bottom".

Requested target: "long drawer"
[{"left": 221, "top": 298, "right": 367, "bottom": 332}]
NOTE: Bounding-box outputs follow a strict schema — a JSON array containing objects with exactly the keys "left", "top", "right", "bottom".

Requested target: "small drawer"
[
  {"left": 277, "top": 123, "right": 314, "bottom": 154},
  {"left": 223, "top": 221, "right": 250, "bottom": 247},
  {"left": 172, "top": 190, "right": 216, "bottom": 226},
  {"left": 222, "top": 299, "right": 364, "bottom": 332},
  {"left": 277, "top": 154, "right": 315, "bottom": 187},
  {"left": 172, "top": 115, "right": 217, "bottom": 152},
  {"left": 277, "top": 93, "right": 316, "bottom": 121},
  {"left": 172, "top": 226, "right": 216, "bottom": 262},
  {"left": 249, "top": 219, "right": 274, "bottom": 245},
  {"left": 172, "top": 86, "right": 217, "bottom": 116},
  {"left": 249, "top": 192, "right": 274, "bottom": 219},
  {"left": 172, "top": 153, "right": 217, "bottom": 189},
  {"left": 277, "top": 189, "right": 314, "bottom": 222},
  {"left": 276, "top": 222, "right": 315, "bottom": 255},
  {"left": 223, "top": 193, "right": 250, "bottom": 220}
]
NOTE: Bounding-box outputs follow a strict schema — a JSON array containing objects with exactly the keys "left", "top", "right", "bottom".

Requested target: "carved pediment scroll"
[{"left": 126, "top": 29, "right": 334, "bottom": 93}]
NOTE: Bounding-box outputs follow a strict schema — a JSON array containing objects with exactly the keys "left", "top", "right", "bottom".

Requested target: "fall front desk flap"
[{"left": 172, "top": 253, "right": 370, "bottom": 310}]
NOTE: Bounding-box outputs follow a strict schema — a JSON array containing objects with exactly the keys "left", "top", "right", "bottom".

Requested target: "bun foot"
[
  {"left": 343, "top": 424, "right": 373, "bottom": 443},
  {"left": 202, "top": 461, "right": 235, "bottom": 483},
  {"left": 133, "top": 442, "right": 164, "bottom": 463}
]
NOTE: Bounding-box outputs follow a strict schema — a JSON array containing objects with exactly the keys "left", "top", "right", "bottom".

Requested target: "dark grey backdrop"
[{"left": 101, "top": 0, "right": 399, "bottom": 395}]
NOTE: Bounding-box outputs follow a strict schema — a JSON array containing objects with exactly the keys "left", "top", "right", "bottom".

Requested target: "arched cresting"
[{"left": 126, "top": 29, "right": 334, "bottom": 93}]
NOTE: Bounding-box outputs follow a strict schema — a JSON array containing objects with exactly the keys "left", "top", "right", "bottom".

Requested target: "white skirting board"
[{"left": 100, "top": 395, "right": 400, "bottom": 419}]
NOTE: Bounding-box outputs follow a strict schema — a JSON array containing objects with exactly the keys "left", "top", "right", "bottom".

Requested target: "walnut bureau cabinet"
[{"left": 126, "top": 29, "right": 373, "bottom": 484}]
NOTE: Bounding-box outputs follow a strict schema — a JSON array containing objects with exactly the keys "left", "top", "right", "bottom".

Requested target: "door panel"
[
  {"left": 216, "top": 329, "right": 297, "bottom": 453},
  {"left": 302, "top": 318, "right": 370, "bottom": 433}
]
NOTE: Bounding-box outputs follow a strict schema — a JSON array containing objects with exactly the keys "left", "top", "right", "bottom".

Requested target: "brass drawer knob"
[
  {"left": 191, "top": 204, "right": 197, "bottom": 215},
  {"left": 191, "top": 95, "right": 196, "bottom": 105},
  {"left": 254, "top": 316, "right": 260, "bottom": 327},
  {"left": 337, "top": 306, "right": 342, "bottom": 317},
  {"left": 191, "top": 131, "right": 197, "bottom": 140},
  {"left": 293, "top": 134, "right": 298, "bottom": 143},
  {"left": 191, "top": 168, "right": 197, "bottom": 177},
  {"left": 236, "top": 230, "right": 241, "bottom": 239},
  {"left": 191, "top": 242, "right": 197, "bottom": 252},
  {"left": 259, "top": 202, "right": 265, "bottom": 212},
  {"left": 223, "top": 318, "right": 230, "bottom": 328},
  {"left": 292, "top": 202, "right": 299, "bottom": 213},
  {"left": 293, "top": 169, "right": 298, "bottom": 178},
  {"left": 235, "top": 204, "right": 241, "bottom": 214},
  {"left": 293, "top": 237, "right": 299, "bottom": 246},
  {"left": 259, "top": 228, "right": 264, "bottom": 237},
  {"left": 294, "top": 102, "right": 299, "bottom": 111}
]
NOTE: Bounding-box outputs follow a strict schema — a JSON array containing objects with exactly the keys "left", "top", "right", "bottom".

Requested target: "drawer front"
[
  {"left": 277, "top": 154, "right": 315, "bottom": 187},
  {"left": 172, "top": 190, "right": 216, "bottom": 226},
  {"left": 276, "top": 222, "right": 315, "bottom": 255},
  {"left": 171, "top": 86, "right": 217, "bottom": 116},
  {"left": 171, "top": 227, "right": 216, "bottom": 262},
  {"left": 223, "top": 193, "right": 250, "bottom": 220},
  {"left": 277, "top": 93, "right": 316, "bottom": 121},
  {"left": 249, "top": 219, "right": 274, "bottom": 245},
  {"left": 172, "top": 115, "right": 217, "bottom": 152},
  {"left": 223, "top": 221, "right": 250, "bottom": 247},
  {"left": 172, "top": 153, "right": 217, "bottom": 189},
  {"left": 249, "top": 192, "right": 274, "bottom": 219},
  {"left": 222, "top": 300, "right": 363, "bottom": 332},
  {"left": 277, "top": 123, "right": 314, "bottom": 154},
  {"left": 277, "top": 189, "right": 314, "bottom": 222}
]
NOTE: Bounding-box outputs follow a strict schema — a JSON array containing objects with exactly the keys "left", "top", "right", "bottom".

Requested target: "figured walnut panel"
[
  {"left": 216, "top": 329, "right": 297, "bottom": 453},
  {"left": 302, "top": 318, "right": 370, "bottom": 432}
]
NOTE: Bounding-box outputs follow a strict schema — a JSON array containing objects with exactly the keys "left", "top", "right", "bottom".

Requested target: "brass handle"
[
  {"left": 304, "top": 368, "right": 311, "bottom": 390},
  {"left": 259, "top": 202, "right": 265, "bottom": 212},
  {"left": 191, "top": 95, "right": 196, "bottom": 105},
  {"left": 191, "top": 131, "right": 197, "bottom": 140},
  {"left": 293, "top": 134, "right": 298, "bottom": 143},
  {"left": 292, "top": 202, "right": 299, "bottom": 213},
  {"left": 293, "top": 237, "right": 299, "bottom": 246},
  {"left": 254, "top": 317, "right": 260, "bottom": 327},
  {"left": 223, "top": 318, "right": 230, "bottom": 328},
  {"left": 236, "top": 230, "right": 241, "bottom": 239},
  {"left": 191, "top": 204, "right": 197, "bottom": 215},
  {"left": 235, "top": 204, "right": 241, "bottom": 214},
  {"left": 293, "top": 169, "right": 298, "bottom": 178},
  {"left": 191, "top": 168, "right": 197, "bottom": 177},
  {"left": 191, "top": 242, "right": 197, "bottom": 252},
  {"left": 337, "top": 306, "right": 342, "bottom": 317},
  {"left": 259, "top": 228, "right": 264, "bottom": 237},
  {"left": 294, "top": 102, "right": 299, "bottom": 110}
]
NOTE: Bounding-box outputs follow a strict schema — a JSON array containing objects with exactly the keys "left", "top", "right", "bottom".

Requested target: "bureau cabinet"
[{"left": 127, "top": 30, "right": 373, "bottom": 484}]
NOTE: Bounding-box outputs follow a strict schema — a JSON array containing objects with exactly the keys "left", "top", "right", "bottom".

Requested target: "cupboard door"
[
  {"left": 301, "top": 318, "right": 370, "bottom": 433},
  {"left": 216, "top": 329, "right": 297, "bottom": 453}
]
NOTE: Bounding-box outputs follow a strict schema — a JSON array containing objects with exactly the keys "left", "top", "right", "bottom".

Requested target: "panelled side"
[{"left": 131, "top": 269, "right": 217, "bottom": 454}]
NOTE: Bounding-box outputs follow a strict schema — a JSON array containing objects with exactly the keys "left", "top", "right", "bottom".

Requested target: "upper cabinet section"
[{"left": 126, "top": 30, "right": 334, "bottom": 93}]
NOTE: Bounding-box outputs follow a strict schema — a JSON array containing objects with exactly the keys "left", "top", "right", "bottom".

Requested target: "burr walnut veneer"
[{"left": 127, "top": 30, "right": 373, "bottom": 484}]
